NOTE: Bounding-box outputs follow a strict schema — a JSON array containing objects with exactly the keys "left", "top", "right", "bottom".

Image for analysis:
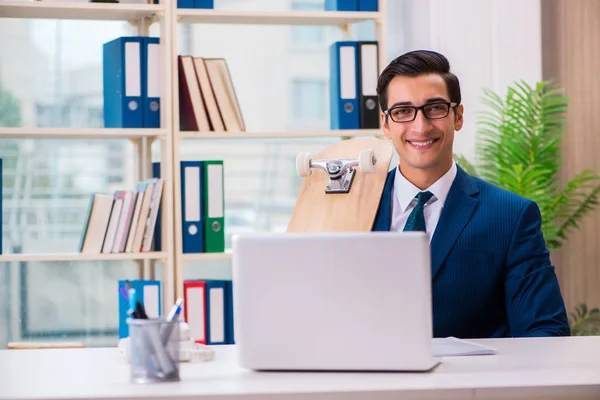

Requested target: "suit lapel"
[
  {"left": 372, "top": 168, "right": 395, "bottom": 231},
  {"left": 430, "top": 166, "right": 479, "bottom": 279}
]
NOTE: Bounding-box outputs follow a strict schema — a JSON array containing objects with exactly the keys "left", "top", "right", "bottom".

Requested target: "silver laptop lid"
[{"left": 231, "top": 232, "right": 435, "bottom": 371}]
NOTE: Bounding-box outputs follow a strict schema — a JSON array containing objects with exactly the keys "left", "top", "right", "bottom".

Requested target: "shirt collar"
[{"left": 393, "top": 161, "right": 458, "bottom": 213}]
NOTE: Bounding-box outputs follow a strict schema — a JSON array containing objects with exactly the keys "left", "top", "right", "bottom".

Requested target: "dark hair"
[{"left": 376, "top": 50, "right": 461, "bottom": 112}]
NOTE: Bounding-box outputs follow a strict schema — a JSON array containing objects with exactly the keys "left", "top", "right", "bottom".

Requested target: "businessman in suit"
[{"left": 372, "top": 50, "right": 570, "bottom": 338}]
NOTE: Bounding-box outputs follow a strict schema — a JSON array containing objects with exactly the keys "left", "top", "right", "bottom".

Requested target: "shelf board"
[
  {"left": 177, "top": 9, "right": 382, "bottom": 26},
  {"left": 0, "top": 252, "right": 167, "bottom": 263},
  {"left": 0, "top": 1, "right": 165, "bottom": 21},
  {"left": 0, "top": 128, "right": 167, "bottom": 140},
  {"left": 183, "top": 252, "right": 232, "bottom": 262},
  {"left": 178, "top": 129, "right": 383, "bottom": 140}
]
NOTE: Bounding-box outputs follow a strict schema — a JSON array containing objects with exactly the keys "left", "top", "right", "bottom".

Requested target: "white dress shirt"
[{"left": 390, "top": 161, "right": 458, "bottom": 241}]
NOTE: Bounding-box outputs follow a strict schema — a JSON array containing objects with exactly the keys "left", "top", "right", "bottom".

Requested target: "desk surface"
[{"left": 1, "top": 336, "right": 599, "bottom": 400}]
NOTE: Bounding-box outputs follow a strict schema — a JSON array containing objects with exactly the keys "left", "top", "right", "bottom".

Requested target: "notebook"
[{"left": 432, "top": 337, "right": 497, "bottom": 357}]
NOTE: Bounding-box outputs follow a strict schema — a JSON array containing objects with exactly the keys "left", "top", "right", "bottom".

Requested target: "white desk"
[{"left": 1, "top": 336, "right": 599, "bottom": 400}]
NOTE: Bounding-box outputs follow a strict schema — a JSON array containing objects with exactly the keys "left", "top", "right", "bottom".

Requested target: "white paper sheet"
[{"left": 432, "top": 337, "right": 497, "bottom": 357}]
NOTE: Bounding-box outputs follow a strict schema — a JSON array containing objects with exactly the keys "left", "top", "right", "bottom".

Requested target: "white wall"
[{"left": 385, "top": 0, "right": 542, "bottom": 162}]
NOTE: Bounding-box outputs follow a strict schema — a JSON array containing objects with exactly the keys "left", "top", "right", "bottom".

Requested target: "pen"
[
  {"left": 160, "top": 298, "right": 184, "bottom": 344},
  {"left": 135, "top": 300, "right": 149, "bottom": 319},
  {"left": 128, "top": 288, "right": 137, "bottom": 317},
  {"left": 166, "top": 298, "right": 184, "bottom": 322},
  {"left": 146, "top": 325, "right": 176, "bottom": 376},
  {"left": 119, "top": 286, "right": 129, "bottom": 303}
]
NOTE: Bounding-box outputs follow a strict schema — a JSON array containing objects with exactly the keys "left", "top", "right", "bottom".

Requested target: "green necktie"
[{"left": 403, "top": 191, "right": 433, "bottom": 232}]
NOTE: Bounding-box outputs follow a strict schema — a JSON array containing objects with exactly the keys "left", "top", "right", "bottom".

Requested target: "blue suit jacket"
[{"left": 372, "top": 165, "right": 571, "bottom": 338}]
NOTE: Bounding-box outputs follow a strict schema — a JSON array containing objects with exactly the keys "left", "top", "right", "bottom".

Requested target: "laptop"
[{"left": 231, "top": 231, "right": 440, "bottom": 372}]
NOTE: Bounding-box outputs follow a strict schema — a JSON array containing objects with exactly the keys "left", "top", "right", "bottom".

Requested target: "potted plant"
[{"left": 454, "top": 80, "right": 600, "bottom": 335}]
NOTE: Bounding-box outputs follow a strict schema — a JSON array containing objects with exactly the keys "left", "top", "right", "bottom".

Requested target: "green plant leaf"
[
  {"left": 468, "top": 79, "right": 599, "bottom": 251},
  {"left": 569, "top": 303, "right": 600, "bottom": 336},
  {"left": 453, "top": 154, "right": 478, "bottom": 177}
]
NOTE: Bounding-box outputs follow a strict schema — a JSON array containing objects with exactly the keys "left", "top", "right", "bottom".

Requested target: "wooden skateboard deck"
[{"left": 287, "top": 137, "right": 393, "bottom": 232}]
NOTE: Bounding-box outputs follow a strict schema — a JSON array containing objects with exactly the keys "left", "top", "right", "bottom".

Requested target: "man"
[{"left": 372, "top": 50, "right": 570, "bottom": 338}]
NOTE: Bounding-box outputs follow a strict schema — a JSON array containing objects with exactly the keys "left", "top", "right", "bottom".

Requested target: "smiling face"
[{"left": 381, "top": 73, "right": 464, "bottom": 188}]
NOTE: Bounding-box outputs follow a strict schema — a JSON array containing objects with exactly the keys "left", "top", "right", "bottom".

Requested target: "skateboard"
[{"left": 286, "top": 137, "right": 393, "bottom": 232}]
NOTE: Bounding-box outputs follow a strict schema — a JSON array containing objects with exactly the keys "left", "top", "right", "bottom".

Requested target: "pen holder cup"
[{"left": 127, "top": 318, "right": 181, "bottom": 384}]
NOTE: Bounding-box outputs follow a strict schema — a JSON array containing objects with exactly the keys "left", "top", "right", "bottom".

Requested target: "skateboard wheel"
[
  {"left": 296, "top": 152, "right": 312, "bottom": 177},
  {"left": 359, "top": 150, "right": 376, "bottom": 173}
]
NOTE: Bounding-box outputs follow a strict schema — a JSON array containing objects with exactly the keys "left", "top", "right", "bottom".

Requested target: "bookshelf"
[
  {"left": 183, "top": 251, "right": 232, "bottom": 262},
  {"left": 178, "top": 129, "right": 383, "bottom": 140},
  {"left": 0, "top": 0, "right": 177, "bottom": 316},
  {"left": 0, "top": 128, "right": 167, "bottom": 140},
  {"left": 0, "top": 0, "right": 388, "bottom": 316},
  {"left": 169, "top": 0, "right": 388, "bottom": 302},
  {"left": 0, "top": 252, "right": 167, "bottom": 263},
  {"left": 176, "top": 9, "right": 383, "bottom": 26},
  {"left": 0, "top": 1, "right": 164, "bottom": 21}
]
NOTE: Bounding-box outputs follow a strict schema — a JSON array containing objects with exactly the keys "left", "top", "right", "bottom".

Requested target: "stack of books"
[
  {"left": 78, "top": 177, "right": 164, "bottom": 254},
  {"left": 178, "top": 55, "right": 245, "bottom": 133}
]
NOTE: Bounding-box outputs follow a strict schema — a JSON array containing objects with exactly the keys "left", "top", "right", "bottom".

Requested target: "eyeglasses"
[{"left": 384, "top": 101, "right": 458, "bottom": 123}]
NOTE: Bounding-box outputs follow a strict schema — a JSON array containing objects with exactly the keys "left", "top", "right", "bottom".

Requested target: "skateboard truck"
[{"left": 296, "top": 150, "right": 377, "bottom": 194}]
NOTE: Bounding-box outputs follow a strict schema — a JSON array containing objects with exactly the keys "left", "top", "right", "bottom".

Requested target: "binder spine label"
[
  {"left": 125, "top": 42, "right": 141, "bottom": 98},
  {"left": 340, "top": 46, "right": 357, "bottom": 100},
  {"left": 207, "top": 164, "right": 224, "bottom": 218}
]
